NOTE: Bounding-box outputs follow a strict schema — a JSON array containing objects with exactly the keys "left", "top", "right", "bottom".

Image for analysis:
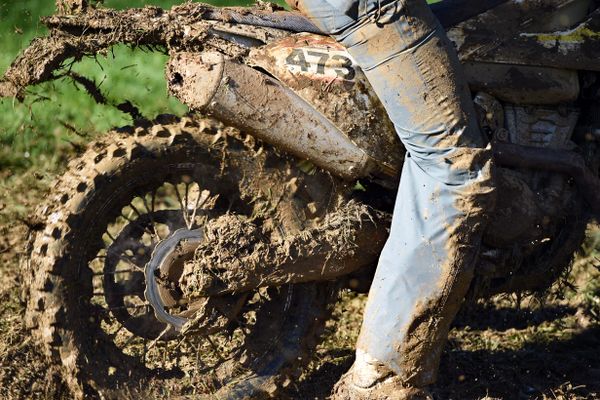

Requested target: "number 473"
[{"left": 285, "top": 48, "right": 356, "bottom": 81}]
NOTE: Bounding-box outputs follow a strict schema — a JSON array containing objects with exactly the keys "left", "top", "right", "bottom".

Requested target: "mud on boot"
[{"left": 330, "top": 367, "right": 433, "bottom": 400}]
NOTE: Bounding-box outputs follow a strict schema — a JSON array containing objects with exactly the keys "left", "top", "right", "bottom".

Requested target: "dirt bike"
[{"left": 2, "top": 0, "right": 600, "bottom": 398}]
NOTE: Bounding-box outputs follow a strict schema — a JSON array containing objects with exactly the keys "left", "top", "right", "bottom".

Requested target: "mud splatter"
[
  {"left": 0, "top": 3, "right": 286, "bottom": 100},
  {"left": 179, "top": 200, "right": 390, "bottom": 299},
  {"left": 393, "top": 147, "right": 496, "bottom": 387}
]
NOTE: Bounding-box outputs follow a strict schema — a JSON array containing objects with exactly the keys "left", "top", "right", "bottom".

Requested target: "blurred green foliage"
[{"left": 0, "top": 0, "right": 252, "bottom": 171}]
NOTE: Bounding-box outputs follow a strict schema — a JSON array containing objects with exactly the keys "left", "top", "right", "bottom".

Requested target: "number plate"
[
  {"left": 252, "top": 34, "right": 358, "bottom": 83},
  {"left": 285, "top": 47, "right": 356, "bottom": 81}
]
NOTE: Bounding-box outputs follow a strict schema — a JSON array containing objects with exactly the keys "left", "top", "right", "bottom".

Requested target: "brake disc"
[
  {"left": 144, "top": 228, "right": 247, "bottom": 337},
  {"left": 144, "top": 228, "right": 203, "bottom": 332}
]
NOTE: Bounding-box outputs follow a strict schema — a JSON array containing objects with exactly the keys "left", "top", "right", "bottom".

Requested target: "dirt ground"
[
  {"left": 0, "top": 165, "right": 599, "bottom": 399},
  {"left": 291, "top": 274, "right": 600, "bottom": 400}
]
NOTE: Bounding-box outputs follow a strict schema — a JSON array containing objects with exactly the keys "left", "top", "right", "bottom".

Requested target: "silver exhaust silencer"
[{"left": 167, "top": 51, "right": 382, "bottom": 181}]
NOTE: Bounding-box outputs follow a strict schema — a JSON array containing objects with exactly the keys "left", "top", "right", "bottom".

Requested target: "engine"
[{"left": 472, "top": 90, "right": 587, "bottom": 294}]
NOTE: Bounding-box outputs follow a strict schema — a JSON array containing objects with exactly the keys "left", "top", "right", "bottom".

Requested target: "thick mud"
[
  {"left": 179, "top": 200, "right": 388, "bottom": 299},
  {"left": 0, "top": 3, "right": 284, "bottom": 100}
]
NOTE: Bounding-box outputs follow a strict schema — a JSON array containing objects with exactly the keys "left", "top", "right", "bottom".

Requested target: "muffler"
[{"left": 167, "top": 51, "right": 387, "bottom": 181}]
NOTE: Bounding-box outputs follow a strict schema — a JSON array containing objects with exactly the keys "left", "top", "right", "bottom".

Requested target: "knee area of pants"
[
  {"left": 442, "top": 147, "right": 494, "bottom": 173},
  {"left": 408, "top": 149, "right": 494, "bottom": 187}
]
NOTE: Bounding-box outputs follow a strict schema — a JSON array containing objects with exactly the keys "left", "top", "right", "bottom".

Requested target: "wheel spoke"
[
  {"left": 110, "top": 323, "right": 126, "bottom": 338},
  {"left": 94, "top": 269, "right": 137, "bottom": 276},
  {"left": 106, "top": 279, "right": 144, "bottom": 297},
  {"left": 189, "top": 187, "right": 210, "bottom": 229},
  {"left": 184, "top": 182, "right": 191, "bottom": 220},
  {"left": 114, "top": 255, "right": 144, "bottom": 271},
  {"left": 147, "top": 325, "right": 173, "bottom": 352},
  {"left": 142, "top": 337, "right": 148, "bottom": 364},
  {"left": 94, "top": 303, "right": 150, "bottom": 313},
  {"left": 150, "top": 190, "right": 157, "bottom": 213},
  {"left": 128, "top": 202, "right": 143, "bottom": 218},
  {"left": 205, "top": 335, "right": 226, "bottom": 362},
  {"left": 105, "top": 230, "right": 117, "bottom": 243},
  {"left": 120, "top": 331, "right": 139, "bottom": 350},
  {"left": 120, "top": 211, "right": 135, "bottom": 223},
  {"left": 127, "top": 202, "right": 158, "bottom": 238},
  {"left": 140, "top": 191, "right": 162, "bottom": 240},
  {"left": 112, "top": 303, "right": 150, "bottom": 312},
  {"left": 174, "top": 182, "right": 191, "bottom": 229}
]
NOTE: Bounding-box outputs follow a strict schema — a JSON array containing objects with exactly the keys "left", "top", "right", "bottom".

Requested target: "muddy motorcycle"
[{"left": 3, "top": 0, "right": 600, "bottom": 397}]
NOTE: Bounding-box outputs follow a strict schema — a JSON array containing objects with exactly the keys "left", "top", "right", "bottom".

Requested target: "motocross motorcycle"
[{"left": 2, "top": 0, "right": 600, "bottom": 397}]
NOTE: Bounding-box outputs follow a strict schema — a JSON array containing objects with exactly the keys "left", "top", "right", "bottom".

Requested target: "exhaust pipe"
[{"left": 167, "top": 51, "right": 386, "bottom": 181}]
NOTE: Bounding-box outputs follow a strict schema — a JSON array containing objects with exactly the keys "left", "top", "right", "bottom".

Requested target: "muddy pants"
[{"left": 290, "top": 0, "right": 496, "bottom": 387}]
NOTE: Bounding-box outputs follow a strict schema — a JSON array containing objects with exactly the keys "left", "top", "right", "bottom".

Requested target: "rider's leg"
[{"left": 290, "top": 0, "right": 496, "bottom": 391}]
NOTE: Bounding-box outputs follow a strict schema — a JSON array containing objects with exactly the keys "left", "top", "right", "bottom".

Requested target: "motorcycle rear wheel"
[{"left": 24, "top": 115, "right": 341, "bottom": 399}]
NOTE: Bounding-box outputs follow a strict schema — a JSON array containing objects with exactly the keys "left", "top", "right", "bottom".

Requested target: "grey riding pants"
[{"left": 289, "top": 0, "right": 496, "bottom": 386}]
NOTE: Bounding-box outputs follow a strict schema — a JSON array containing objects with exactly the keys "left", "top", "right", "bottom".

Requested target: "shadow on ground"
[
  {"left": 435, "top": 326, "right": 600, "bottom": 399},
  {"left": 284, "top": 303, "right": 600, "bottom": 399}
]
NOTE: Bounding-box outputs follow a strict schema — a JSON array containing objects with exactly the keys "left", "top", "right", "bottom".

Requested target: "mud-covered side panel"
[
  {"left": 448, "top": 0, "right": 600, "bottom": 71},
  {"left": 249, "top": 33, "right": 403, "bottom": 170},
  {"left": 464, "top": 62, "right": 580, "bottom": 104}
]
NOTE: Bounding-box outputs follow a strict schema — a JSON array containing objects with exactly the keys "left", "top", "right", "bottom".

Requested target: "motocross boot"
[
  {"left": 331, "top": 373, "right": 433, "bottom": 400},
  {"left": 329, "top": 350, "right": 433, "bottom": 399}
]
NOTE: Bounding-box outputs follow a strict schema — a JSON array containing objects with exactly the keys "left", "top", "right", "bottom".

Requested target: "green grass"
[{"left": 0, "top": 0, "right": 256, "bottom": 172}]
